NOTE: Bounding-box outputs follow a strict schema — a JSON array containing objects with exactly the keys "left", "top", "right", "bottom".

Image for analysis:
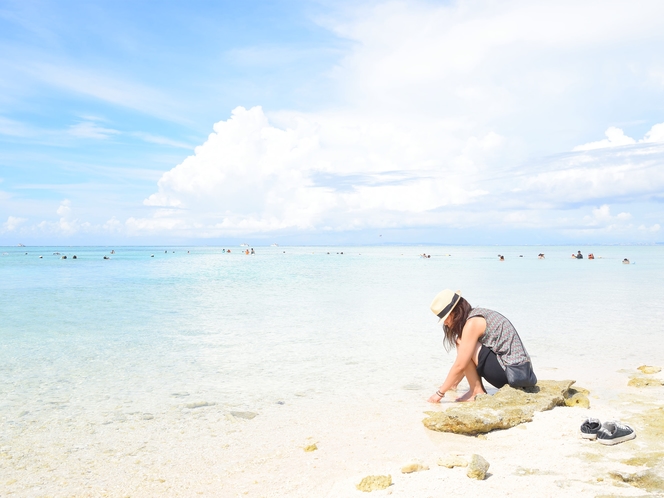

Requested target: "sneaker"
[
  {"left": 596, "top": 421, "right": 636, "bottom": 445},
  {"left": 580, "top": 418, "right": 601, "bottom": 440}
]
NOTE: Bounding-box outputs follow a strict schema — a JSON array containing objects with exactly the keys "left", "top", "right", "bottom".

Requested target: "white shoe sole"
[
  {"left": 580, "top": 432, "right": 597, "bottom": 440},
  {"left": 597, "top": 432, "right": 636, "bottom": 445}
]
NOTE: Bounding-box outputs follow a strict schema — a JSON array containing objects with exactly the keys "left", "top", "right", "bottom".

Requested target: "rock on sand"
[
  {"left": 356, "top": 475, "right": 392, "bottom": 492},
  {"left": 401, "top": 462, "right": 428, "bottom": 473},
  {"left": 637, "top": 365, "right": 662, "bottom": 374},
  {"left": 423, "top": 380, "right": 585, "bottom": 434},
  {"left": 466, "top": 454, "right": 490, "bottom": 480},
  {"left": 628, "top": 377, "right": 664, "bottom": 388},
  {"left": 437, "top": 454, "right": 468, "bottom": 468}
]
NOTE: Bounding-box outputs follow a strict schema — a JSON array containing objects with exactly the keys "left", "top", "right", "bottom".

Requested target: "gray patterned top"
[{"left": 467, "top": 307, "right": 531, "bottom": 369}]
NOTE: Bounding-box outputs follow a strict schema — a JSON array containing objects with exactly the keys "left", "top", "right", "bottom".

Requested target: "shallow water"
[{"left": 1, "top": 245, "right": 663, "bottom": 484}]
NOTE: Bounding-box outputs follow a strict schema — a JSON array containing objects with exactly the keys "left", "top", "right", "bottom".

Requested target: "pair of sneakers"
[{"left": 580, "top": 418, "right": 636, "bottom": 445}]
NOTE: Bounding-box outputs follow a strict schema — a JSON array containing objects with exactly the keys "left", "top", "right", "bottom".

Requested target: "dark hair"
[{"left": 442, "top": 297, "right": 472, "bottom": 351}]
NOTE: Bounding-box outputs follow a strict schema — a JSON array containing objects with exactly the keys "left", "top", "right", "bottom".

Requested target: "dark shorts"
[{"left": 477, "top": 345, "right": 508, "bottom": 389}]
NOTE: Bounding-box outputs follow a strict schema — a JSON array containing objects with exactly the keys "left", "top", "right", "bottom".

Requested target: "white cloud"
[
  {"left": 131, "top": 132, "right": 193, "bottom": 149},
  {"left": 643, "top": 123, "right": 664, "bottom": 143},
  {"left": 584, "top": 204, "right": 631, "bottom": 227},
  {"left": 573, "top": 127, "right": 636, "bottom": 151},
  {"left": 68, "top": 121, "right": 120, "bottom": 139},
  {"left": 2, "top": 216, "right": 27, "bottom": 232},
  {"left": 56, "top": 199, "right": 71, "bottom": 217},
  {"left": 136, "top": 106, "right": 493, "bottom": 235},
  {"left": 573, "top": 122, "right": 664, "bottom": 151}
]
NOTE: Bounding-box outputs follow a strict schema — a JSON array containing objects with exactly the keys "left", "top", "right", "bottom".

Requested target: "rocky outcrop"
[
  {"left": 423, "top": 380, "right": 584, "bottom": 435},
  {"left": 356, "top": 475, "right": 392, "bottom": 492},
  {"left": 637, "top": 365, "right": 662, "bottom": 374}
]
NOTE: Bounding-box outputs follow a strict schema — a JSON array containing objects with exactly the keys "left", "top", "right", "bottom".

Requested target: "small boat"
[
  {"left": 17, "top": 243, "right": 25, "bottom": 247},
  {"left": 271, "top": 243, "right": 279, "bottom": 247},
  {"left": 240, "top": 243, "right": 249, "bottom": 247}
]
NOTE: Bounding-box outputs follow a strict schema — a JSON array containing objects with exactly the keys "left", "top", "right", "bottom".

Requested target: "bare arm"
[{"left": 428, "top": 317, "right": 486, "bottom": 402}]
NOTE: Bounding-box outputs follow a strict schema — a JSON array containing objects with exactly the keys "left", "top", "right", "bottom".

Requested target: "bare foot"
[{"left": 455, "top": 389, "right": 485, "bottom": 402}]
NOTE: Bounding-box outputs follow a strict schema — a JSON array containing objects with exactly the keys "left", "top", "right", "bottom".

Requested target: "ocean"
[{"left": 2, "top": 245, "right": 663, "bottom": 495}]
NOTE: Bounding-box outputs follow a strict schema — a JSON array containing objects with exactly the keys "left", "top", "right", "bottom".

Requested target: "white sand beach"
[{"left": 3, "top": 363, "right": 663, "bottom": 497}]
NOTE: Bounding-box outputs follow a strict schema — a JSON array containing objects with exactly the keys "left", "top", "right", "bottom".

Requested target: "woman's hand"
[{"left": 427, "top": 391, "right": 444, "bottom": 403}]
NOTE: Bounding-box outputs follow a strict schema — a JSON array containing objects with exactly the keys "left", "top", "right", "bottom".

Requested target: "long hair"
[{"left": 443, "top": 297, "right": 472, "bottom": 351}]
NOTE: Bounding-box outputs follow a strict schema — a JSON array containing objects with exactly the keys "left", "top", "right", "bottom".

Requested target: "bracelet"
[{"left": 436, "top": 390, "right": 444, "bottom": 397}]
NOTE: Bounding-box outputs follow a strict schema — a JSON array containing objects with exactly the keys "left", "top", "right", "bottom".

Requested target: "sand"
[{"left": 2, "top": 367, "right": 663, "bottom": 497}]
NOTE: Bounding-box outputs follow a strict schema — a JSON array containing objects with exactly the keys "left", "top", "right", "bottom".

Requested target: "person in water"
[
  {"left": 427, "top": 289, "right": 536, "bottom": 403},
  {"left": 576, "top": 251, "right": 583, "bottom": 259}
]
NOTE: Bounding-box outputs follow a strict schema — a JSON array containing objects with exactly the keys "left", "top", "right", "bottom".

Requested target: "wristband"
[{"left": 436, "top": 390, "right": 444, "bottom": 397}]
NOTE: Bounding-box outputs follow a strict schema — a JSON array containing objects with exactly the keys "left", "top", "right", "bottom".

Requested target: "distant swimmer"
[
  {"left": 538, "top": 253, "right": 545, "bottom": 259},
  {"left": 151, "top": 254, "right": 154, "bottom": 257},
  {"left": 110, "top": 250, "right": 115, "bottom": 254},
  {"left": 245, "top": 249, "right": 250, "bottom": 255},
  {"left": 227, "top": 249, "right": 231, "bottom": 253},
  {"left": 251, "top": 248, "right": 255, "bottom": 255},
  {"left": 165, "top": 250, "right": 167, "bottom": 253},
  {"left": 588, "top": 253, "right": 595, "bottom": 260},
  {"left": 39, "top": 255, "right": 43, "bottom": 259},
  {"left": 576, "top": 251, "right": 583, "bottom": 259},
  {"left": 498, "top": 255, "right": 504, "bottom": 261},
  {"left": 61, "top": 255, "right": 67, "bottom": 259},
  {"left": 72, "top": 255, "right": 77, "bottom": 259},
  {"left": 623, "top": 258, "right": 630, "bottom": 264},
  {"left": 103, "top": 256, "right": 110, "bottom": 260}
]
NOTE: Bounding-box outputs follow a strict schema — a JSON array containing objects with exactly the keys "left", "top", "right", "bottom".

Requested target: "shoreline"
[{"left": 3, "top": 366, "right": 662, "bottom": 497}]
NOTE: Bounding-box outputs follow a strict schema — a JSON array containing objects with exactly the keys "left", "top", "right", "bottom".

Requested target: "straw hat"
[{"left": 430, "top": 289, "right": 462, "bottom": 323}]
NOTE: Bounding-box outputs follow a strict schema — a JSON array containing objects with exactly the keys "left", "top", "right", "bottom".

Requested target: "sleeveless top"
[{"left": 467, "top": 307, "right": 531, "bottom": 369}]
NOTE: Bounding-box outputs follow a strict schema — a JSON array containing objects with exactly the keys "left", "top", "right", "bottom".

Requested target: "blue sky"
[{"left": 1, "top": 0, "right": 664, "bottom": 245}]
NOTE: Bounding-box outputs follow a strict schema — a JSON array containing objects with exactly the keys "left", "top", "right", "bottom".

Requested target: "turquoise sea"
[{"left": 2, "top": 245, "right": 663, "bottom": 494}]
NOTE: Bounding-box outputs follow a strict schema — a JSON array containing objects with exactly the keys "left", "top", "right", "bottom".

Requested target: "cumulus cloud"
[
  {"left": 2, "top": 216, "right": 27, "bottom": 232},
  {"left": 573, "top": 127, "right": 636, "bottom": 151},
  {"left": 573, "top": 122, "right": 664, "bottom": 151},
  {"left": 135, "top": 106, "right": 493, "bottom": 235}
]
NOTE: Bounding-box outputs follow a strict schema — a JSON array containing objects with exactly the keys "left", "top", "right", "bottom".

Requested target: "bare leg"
[{"left": 455, "top": 342, "right": 486, "bottom": 402}]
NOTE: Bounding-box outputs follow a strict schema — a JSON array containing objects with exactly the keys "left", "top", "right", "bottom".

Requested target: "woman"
[{"left": 427, "top": 289, "right": 536, "bottom": 403}]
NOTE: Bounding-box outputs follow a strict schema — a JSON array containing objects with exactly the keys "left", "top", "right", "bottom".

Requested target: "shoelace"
[{"left": 612, "top": 422, "right": 631, "bottom": 432}]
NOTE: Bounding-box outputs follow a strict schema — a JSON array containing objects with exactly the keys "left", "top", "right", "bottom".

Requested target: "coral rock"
[
  {"left": 401, "top": 463, "right": 428, "bottom": 473},
  {"left": 303, "top": 443, "right": 318, "bottom": 452},
  {"left": 637, "top": 365, "right": 662, "bottom": 375},
  {"left": 564, "top": 392, "right": 590, "bottom": 408},
  {"left": 437, "top": 455, "right": 468, "bottom": 468},
  {"left": 628, "top": 377, "right": 664, "bottom": 388},
  {"left": 356, "top": 475, "right": 392, "bottom": 492},
  {"left": 466, "top": 454, "right": 490, "bottom": 480},
  {"left": 423, "top": 380, "right": 582, "bottom": 434}
]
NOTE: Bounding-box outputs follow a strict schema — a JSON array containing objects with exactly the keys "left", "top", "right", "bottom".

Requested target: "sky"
[{"left": 1, "top": 0, "right": 664, "bottom": 246}]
